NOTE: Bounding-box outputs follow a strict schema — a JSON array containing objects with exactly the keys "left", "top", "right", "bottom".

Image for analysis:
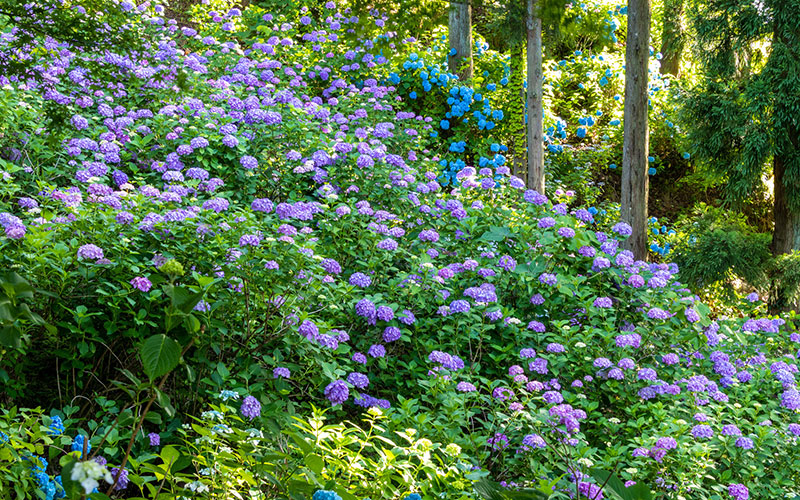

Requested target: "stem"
[
  {"left": 106, "top": 336, "right": 197, "bottom": 494},
  {"left": 88, "top": 404, "right": 133, "bottom": 461}
]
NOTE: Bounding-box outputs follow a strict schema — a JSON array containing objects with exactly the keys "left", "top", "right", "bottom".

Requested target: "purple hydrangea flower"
[
  {"left": 456, "top": 381, "right": 476, "bottom": 392},
  {"left": 661, "top": 353, "right": 680, "bottom": 365},
  {"left": 240, "top": 396, "right": 261, "bottom": 419},
  {"left": 612, "top": 222, "right": 632, "bottom": 237},
  {"left": 557, "top": 227, "right": 576, "bottom": 238},
  {"left": 368, "top": 344, "right": 386, "bottom": 358},
  {"left": 130, "top": 277, "right": 152, "bottom": 292},
  {"left": 578, "top": 482, "right": 603, "bottom": 500},
  {"left": 528, "top": 321, "right": 546, "bottom": 332},
  {"left": 781, "top": 389, "right": 800, "bottom": 410},
  {"left": 240, "top": 155, "right": 258, "bottom": 169},
  {"left": 111, "top": 468, "right": 129, "bottom": 490},
  {"left": 498, "top": 255, "right": 516, "bottom": 271},
  {"left": 539, "top": 273, "right": 557, "bottom": 286},
  {"left": 728, "top": 484, "right": 749, "bottom": 500},
  {"left": 654, "top": 437, "right": 677, "bottom": 450},
  {"left": 522, "top": 434, "right": 546, "bottom": 449},
  {"left": 347, "top": 372, "right": 369, "bottom": 389},
  {"left": 355, "top": 298, "right": 377, "bottom": 325},
  {"left": 324, "top": 380, "right": 349, "bottom": 405},
  {"left": 321, "top": 258, "right": 342, "bottom": 274},
  {"left": 77, "top": 244, "right": 104, "bottom": 260},
  {"left": 349, "top": 272, "right": 372, "bottom": 287},
  {"left": 721, "top": 425, "right": 741, "bottom": 436},
  {"left": 647, "top": 307, "right": 671, "bottom": 320},
  {"left": 691, "top": 424, "right": 714, "bottom": 439},
  {"left": 542, "top": 391, "right": 564, "bottom": 404},
  {"left": 538, "top": 217, "right": 555, "bottom": 229},
  {"left": 383, "top": 326, "right": 401, "bottom": 342},
  {"left": 593, "top": 358, "right": 612, "bottom": 369},
  {"left": 239, "top": 234, "right": 262, "bottom": 247},
  {"left": 617, "top": 333, "right": 642, "bottom": 349},
  {"left": 450, "top": 300, "right": 471, "bottom": 313},
  {"left": 419, "top": 229, "right": 440, "bottom": 242},
  {"left": 593, "top": 297, "right": 613, "bottom": 308},
  {"left": 376, "top": 306, "right": 394, "bottom": 321}
]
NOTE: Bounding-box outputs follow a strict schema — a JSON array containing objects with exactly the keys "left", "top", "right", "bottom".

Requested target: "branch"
[{"left": 106, "top": 335, "right": 197, "bottom": 494}]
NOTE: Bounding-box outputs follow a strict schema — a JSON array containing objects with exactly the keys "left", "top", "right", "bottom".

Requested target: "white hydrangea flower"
[
  {"left": 70, "top": 460, "right": 112, "bottom": 494},
  {"left": 186, "top": 480, "right": 210, "bottom": 492}
]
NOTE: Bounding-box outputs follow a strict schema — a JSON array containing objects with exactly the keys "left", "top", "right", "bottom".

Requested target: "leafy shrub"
[{"left": 670, "top": 204, "right": 771, "bottom": 296}]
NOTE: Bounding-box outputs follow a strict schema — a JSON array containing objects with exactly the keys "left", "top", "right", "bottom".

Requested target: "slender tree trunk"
[
  {"left": 448, "top": 0, "right": 473, "bottom": 83},
  {"left": 621, "top": 0, "right": 650, "bottom": 260},
  {"left": 659, "top": 0, "right": 684, "bottom": 76},
  {"left": 526, "top": 0, "right": 544, "bottom": 193}
]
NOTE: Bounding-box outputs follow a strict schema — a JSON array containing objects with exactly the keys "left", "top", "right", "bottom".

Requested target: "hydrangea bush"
[{"left": 0, "top": 1, "right": 798, "bottom": 499}]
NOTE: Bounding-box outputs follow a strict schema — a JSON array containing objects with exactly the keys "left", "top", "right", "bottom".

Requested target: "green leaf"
[
  {"left": 505, "top": 490, "right": 552, "bottom": 500},
  {"left": 589, "top": 469, "right": 652, "bottom": 500},
  {"left": 0, "top": 325, "right": 21, "bottom": 349},
  {"left": 479, "top": 226, "right": 513, "bottom": 242},
  {"left": 140, "top": 334, "right": 181, "bottom": 381},
  {"left": 118, "top": 408, "right": 135, "bottom": 427},
  {"left": 285, "top": 431, "right": 312, "bottom": 455},
  {"left": 334, "top": 487, "right": 359, "bottom": 500},
  {"left": 144, "top": 411, "right": 162, "bottom": 425},
  {"left": 59, "top": 457, "right": 84, "bottom": 497},
  {"left": 164, "top": 285, "right": 205, "bottom": 314},
  {"left": 304, "top": 453, "right": 324, "bottom": 476},
  {"left": 0, "top": 303, "right": 14, "bottom": 323},
  {"left": 160, "top": 445, "right": 181, "bottom": 467},
  {"left": 474, "top": 478, "right": 510, "bottom": 500}
]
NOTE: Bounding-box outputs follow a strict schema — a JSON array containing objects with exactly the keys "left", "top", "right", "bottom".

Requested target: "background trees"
[
  {"left": 686, "top": 0, "right": 800, "bottom": 257},
  {"left": 659, "top": 0, "right": 685, "bottom": 76}
]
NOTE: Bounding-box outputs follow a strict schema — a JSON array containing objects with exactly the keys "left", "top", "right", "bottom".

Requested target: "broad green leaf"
[
  {"left": 304, "top": 453, "right": 324, "bottom": 475},
  {"left": 140, "top": 334, "right": 181, "bottom": 381},
  {"left": 0, "top": 325, "right": 21, "bottom": 349}
]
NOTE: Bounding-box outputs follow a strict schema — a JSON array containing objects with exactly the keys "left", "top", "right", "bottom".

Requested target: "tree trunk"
[
  {"left": 526, "top": 0, "right": 544, "bottom": 193},
  {"left": 448, "top": 0, "right": 473, "bottom": 83},
  {"left": 771, "top": 155, "right": 800, "bottom": 256},
  {"left": 621, "top": 0, "right": 650, "bottom": 260},
  {"left": 769, "top": 154, "right": 800, "bottom": 312},
  {"left": 659, "top": 0, "right": 684, "bottom": 76}
]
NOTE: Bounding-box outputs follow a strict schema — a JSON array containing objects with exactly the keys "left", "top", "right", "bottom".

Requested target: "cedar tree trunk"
[
  {"left": 621, "top": 0, "right": 651, "bottom": 260},
  {"left": 448, "top": 0, "right": 473, "bottom": 83},
  {"left": 526, "top": 0, "right": 545, "bottom": 193}
]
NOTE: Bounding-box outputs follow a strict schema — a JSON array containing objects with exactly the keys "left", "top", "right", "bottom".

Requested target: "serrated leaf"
[{"left": 140, "top": 334, "right": 181, "bottom": 381}]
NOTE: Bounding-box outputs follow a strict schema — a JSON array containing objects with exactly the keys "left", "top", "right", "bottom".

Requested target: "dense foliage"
[{"left": 0, "top": 1, "right": 798, "bottom": 500}]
